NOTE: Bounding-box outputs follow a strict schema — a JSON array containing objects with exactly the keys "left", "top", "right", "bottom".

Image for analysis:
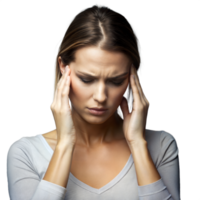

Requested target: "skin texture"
[
  {"left": 58, "top": 47, "right": 132, "bottom": 148},
  {"left": 43, "top": 46, "right": 161, "bottom": 188}
]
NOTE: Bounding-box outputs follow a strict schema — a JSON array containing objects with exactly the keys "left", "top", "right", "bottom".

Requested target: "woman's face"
[{"left": 67, "top": 46, "right": 131, "bottom": 124}]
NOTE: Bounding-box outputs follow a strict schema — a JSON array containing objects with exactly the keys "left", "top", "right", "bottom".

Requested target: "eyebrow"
[{"left": 76, "top": 71, "right": 129, "bottom": 80}]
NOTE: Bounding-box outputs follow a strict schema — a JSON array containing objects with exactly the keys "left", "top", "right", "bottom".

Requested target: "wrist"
[
  {"left": 128, "top": 138, "right": 147, "bottom": 150},
  {"left": 56, "top": 139, "right": 75, "bottom": 152}
]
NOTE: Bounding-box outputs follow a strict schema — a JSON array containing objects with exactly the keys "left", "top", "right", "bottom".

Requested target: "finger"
[
  {"left": 52, "top": 68, "right": 66, "bottom": 106},
  {"left": 138, "top": 78, "right": 150, "bottom": 107},
  {"left": 130, "top": 71, "right": 141, "bottom": 108},
  {"left": 52, "top": 68, "right": 64, "bottom": 104},
  {"left": 143, "top": 89, "right": 151, "bottom": 106},
  {"left": 61, "top": 74, "right": 71, "bottom": 110},
  {"left": 138, "top": 76, "right": 146, "bottom": 105},
  {"left": 136, "top": 70, "right": 150, "bottom": 108},
  {"left": 134, "top": 68, "right": 145, "bottom": 104},
  {"left": 55, "top": 65, "right": 69, "bottom": 106},
  {"left": 120, "top": 96, "right": 130, "bottom": 118},
  {"left": 136, "top": 71, "right": 151, "bottom": 119},
  {"left": 131, "top": 67, "right": 143, "bottom": 104}
]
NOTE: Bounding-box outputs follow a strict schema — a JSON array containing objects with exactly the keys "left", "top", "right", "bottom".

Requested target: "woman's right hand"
[{"left": 50, "top": 65, "right": 76, "bottom": 148}]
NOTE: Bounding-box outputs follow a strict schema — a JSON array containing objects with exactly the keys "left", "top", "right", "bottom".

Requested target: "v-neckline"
[
  {"left": 69, "top": 155, "right": 133, "bottom": 194},
  {"left": 38, "top": 134, "right": 134, "bottom": 194}
]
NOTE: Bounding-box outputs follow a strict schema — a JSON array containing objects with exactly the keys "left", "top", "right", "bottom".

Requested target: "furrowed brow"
[{"left": 76, "top": 71, "right": 129, "bottom": 80}]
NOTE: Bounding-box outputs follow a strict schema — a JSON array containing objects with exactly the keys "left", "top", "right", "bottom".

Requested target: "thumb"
[{"left": 120, "top": 96, "right": 129, "bottom": 119}]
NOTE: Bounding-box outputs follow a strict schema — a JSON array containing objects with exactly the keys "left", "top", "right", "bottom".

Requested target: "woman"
[{"left": 7, "top": 5, "right": 180, "bottom": 200}]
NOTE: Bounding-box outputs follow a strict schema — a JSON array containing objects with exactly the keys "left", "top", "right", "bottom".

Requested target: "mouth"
[
  {"left": 87, "top": 108, "right": 108, "bottom": 115},
  {"left": 88, "top": 107, "right": 108, "bottom": 111}
]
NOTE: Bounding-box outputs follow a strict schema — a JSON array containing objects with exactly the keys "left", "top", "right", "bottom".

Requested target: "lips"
[{"left": 88, "top": 108, "right": 108, "bottom": 111}]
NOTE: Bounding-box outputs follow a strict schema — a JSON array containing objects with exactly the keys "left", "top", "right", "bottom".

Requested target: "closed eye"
[{"left": 80, "top": 78, "right": 125, "bottom": 86}]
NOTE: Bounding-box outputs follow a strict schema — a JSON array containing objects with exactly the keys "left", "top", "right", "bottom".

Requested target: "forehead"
[{"left": 71, "top": 46, "right": 130, "bottom": 75}]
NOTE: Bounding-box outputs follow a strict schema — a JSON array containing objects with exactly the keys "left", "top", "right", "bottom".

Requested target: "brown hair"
[{"left": 54, "top": 5, "right": 140, "bottom": 115}]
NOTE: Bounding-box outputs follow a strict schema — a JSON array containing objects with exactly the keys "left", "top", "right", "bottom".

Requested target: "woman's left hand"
[{"left": 120, "top": 64, "right": 149, "bottom": 144}]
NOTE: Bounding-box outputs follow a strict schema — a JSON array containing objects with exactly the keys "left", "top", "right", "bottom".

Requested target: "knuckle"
[
  {"left": 57, "top": 87, "right": 62, "bottom": 92},
  {"left": 57, "top": 110, "right": 62, "bottom": 115},
  {"left": 61, "top": 92, "right": 67, "bottom": 97},
  {"left": 50, "top": 104, "right": 55, "bottom": 110}
]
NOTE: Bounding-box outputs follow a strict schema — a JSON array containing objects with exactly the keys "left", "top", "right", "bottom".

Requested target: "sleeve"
[
  {"left": 137, "top": 131, "right": 180, "bottom": 200},
  {"left": 7, "top": 140, "right": 67, "bottom": 200}
]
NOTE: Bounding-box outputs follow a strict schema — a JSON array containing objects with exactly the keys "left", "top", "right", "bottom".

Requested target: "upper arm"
[
  {"left": 7, "top": 141, "right": 41, "bottom": 199},
  {"left": 157, "top": 131, "right": 180, "bottom": 200}
]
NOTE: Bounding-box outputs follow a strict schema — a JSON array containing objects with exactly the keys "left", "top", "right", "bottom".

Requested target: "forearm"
[
  {"left": 129, "top": 139, "right": 161, "bottom": 186},
  {"left": 43, "top": 140, "right": 74, "bottom": 188}
]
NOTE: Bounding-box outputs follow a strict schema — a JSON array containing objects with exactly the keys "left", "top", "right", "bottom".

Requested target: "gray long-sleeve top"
[{"left": 7, "top": 129, "right": 180, "bottom": 200}]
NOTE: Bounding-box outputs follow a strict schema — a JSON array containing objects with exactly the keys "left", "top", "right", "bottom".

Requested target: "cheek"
[
  {"left": 109, "top": 81, "right": 129, "bottom": 106},
  {"left": 69, "top": 76, "right": 89, "bottom": 102}
]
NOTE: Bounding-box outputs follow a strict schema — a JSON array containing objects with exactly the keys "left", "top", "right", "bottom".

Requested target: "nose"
[{"left": 93, "top": 84, "right": 107, "bottom": 102}]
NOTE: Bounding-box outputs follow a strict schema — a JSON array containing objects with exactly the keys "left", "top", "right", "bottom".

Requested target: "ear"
[{"left": 58, "top": 56, "right": 67, "bottom": 75}]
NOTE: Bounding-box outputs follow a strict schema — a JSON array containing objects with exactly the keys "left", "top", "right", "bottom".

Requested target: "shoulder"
[
  {"left": 7, "top": 136, "right": 34, "bottom": 170},
  {"left": 7, "top": 134, "right": 41, "bottom": 159},
  {"left": 7, "top": 134, "right": 48, "bottom": 175},
  {"left": 145, "top": 129, "right": 177, "bottom": 145},
  {"left": 144, "top": 129, "right": 179, "bottom": 167},
  {"left": 8, "top": 136, "right": 31, "bottom": 152}
]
